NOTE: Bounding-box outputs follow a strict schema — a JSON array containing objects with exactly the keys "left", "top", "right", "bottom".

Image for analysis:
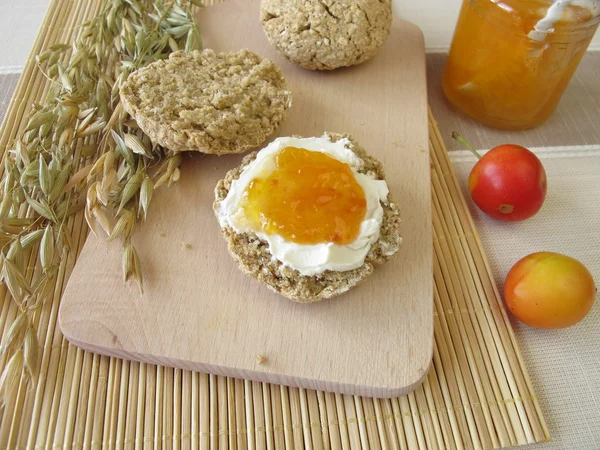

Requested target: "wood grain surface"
[{"left": 59, "top": 0, "right": 432, "bottom": 398}]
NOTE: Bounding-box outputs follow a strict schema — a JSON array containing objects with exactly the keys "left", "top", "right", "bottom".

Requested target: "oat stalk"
[{"left": 0, "top": 0, "right": 203, "bottom": 400}]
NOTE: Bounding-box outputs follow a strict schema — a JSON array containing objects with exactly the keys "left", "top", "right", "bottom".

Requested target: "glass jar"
[{"left": 442, "top": 0, "right": 600, "bottom": 130}]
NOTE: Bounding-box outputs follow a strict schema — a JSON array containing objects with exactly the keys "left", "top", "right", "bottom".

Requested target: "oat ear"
[{"left": 1, "top": 0, "right": 204, "bottom": 399}]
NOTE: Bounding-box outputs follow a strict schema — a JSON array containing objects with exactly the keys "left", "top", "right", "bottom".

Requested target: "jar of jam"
[{"left": 442, "top": 0, "right": 600, "bottom": 130}]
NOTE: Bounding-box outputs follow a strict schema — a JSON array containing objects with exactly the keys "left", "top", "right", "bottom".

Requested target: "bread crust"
[
  {"left": 213, "top": 132, "right": 402, "bottom": 303},
  {"left": 120, "top": 49, "right": 292, "bottom": 154}
]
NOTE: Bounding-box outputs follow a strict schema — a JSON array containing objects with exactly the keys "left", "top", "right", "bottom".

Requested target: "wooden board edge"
[{"left": 59, "top": 310, "right": 433, "bottom": 398}]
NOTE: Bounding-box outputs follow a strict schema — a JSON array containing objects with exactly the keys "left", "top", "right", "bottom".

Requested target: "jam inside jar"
[{"left": 443, "top": 0, "right": 600, "bottom": 130}]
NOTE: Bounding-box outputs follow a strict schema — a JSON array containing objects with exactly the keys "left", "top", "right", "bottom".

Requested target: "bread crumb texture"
[
  {"left": 120, "top": 49, "right": 292, "bottom": 154},
  {"left": 260, "top": 0, "right": 392, "bottom": 70},
  {"left": 214, "top": 132, "right": 402, "bottom": 303}
]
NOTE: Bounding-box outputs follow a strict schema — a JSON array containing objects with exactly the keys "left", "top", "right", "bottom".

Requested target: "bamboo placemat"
[{"left": 0, "top": 0, "right": 550, "bottom": 448}]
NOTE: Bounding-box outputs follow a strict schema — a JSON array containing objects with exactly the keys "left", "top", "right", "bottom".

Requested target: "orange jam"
[
  {"left": 240, "top": 147, "right": 367, "bottom": 245},
  {"left": 442, "top": 0, "right": 599, "bottom": 129}
]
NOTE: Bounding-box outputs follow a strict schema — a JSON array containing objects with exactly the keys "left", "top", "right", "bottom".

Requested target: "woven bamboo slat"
[{"left": 0, "top": 0, "right": 549, "bottom": 448}]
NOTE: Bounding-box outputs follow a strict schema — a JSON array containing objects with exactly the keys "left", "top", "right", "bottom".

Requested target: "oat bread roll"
[
  {"left": 120, "top": 49, "right": 292, "bottom": 154},
  {"left": 260, "top": 0, "right": 392, "bottom": 71},
  {"left": 213, "top": 133, "right": 402, "bottom": 303}
]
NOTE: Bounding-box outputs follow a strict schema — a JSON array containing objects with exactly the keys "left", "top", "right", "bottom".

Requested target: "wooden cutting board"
[{"left": 59, "top": 0, "right": 432, "bottom": 398}]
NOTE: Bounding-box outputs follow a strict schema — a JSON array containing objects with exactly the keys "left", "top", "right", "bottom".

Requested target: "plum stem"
[{"left": 452, "top": 132, "right": 482, "bottom": 160}]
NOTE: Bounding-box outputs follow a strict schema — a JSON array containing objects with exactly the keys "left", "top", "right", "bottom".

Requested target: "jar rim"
[{"left": 470, "top": 0, "right": 600, "bottom": 37}]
